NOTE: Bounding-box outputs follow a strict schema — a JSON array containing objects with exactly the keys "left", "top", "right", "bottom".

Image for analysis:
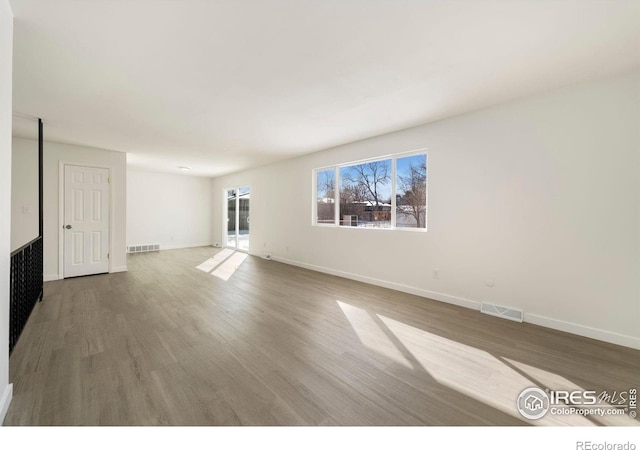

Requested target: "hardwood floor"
[{"left": 4, "top": 247, "right": 639, "bottom": 425}]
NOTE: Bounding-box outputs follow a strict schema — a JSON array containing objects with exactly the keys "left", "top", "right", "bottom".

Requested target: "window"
[
  {"left": 316, "top": 169, "right": 335, "bottom": 225},
  {"left": 396, "top": 154, "right": 427, "bottom": 229},
  {"left": 340, "top": 159, "right": 392, "bottom": 228},
  {"left": 313, "top": 151, "right": 427, "bottom": 230}
]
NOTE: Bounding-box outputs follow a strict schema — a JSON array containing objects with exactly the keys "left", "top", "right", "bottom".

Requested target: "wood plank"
[{"left": 4, "top": 246, "right": 639, "bottom": 425}]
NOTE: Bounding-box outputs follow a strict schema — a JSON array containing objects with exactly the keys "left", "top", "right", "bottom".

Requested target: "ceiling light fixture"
[{"left": 178, "top": 166, "right": 192, "bottom": 171}]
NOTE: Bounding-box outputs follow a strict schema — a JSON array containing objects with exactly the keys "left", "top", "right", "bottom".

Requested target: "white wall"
[
  {"left": 212, "top": 72, "right": 640, "bottom": 349},
  {"left": 0, "top": 0, "right": 12, "bottom": 425},
  {"left": 43, "top": 141, "right": 127, "bottom": 280},
  {"left": 10, "top": 138, "right": 39, "bottom": 252},
  {"left": 127, "top": 170, "right": 212, "bottom": 250}
]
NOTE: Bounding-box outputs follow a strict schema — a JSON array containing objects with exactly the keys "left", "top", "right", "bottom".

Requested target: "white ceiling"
[{"left": 10, "top": 0, "right": 640, "bottom": 177}]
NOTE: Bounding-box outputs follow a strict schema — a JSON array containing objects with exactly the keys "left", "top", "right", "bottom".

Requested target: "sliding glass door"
[
  {"left": 226, "top": 186, "right": 250, "bottom": 252},
  {"left": 226, "top": 189, "right": 237, "bottom": 249}
]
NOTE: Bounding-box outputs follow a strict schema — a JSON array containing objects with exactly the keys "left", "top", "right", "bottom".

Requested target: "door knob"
[{"left": 65, "top": 225, "right": 72, "bottom": 229}]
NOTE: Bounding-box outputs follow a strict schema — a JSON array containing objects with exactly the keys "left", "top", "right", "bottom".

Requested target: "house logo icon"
[
  {"left": 525, "top": 395, "right": 543, "bottom": 411},
  {"left": 517, "top": 387, "right": 550, "bottom": 420}
]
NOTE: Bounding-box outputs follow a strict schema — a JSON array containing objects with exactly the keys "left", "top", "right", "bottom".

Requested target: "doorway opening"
[{"left": 225, "top": 186, "right": 249, "bottom": 252}]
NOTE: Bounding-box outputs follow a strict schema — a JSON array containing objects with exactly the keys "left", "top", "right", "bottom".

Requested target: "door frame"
[
  {"left": 58, "top": 161, "right": 114, "bottom": 279},
  {"left": 223, "top": 185, "right": 250, "bottom": 254}
]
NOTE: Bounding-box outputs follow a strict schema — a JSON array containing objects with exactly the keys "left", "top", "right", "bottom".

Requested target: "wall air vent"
[
  {"left": 480, "top": 302, "right": 523, "bottom": 322},
  {"left": 127, "top": 244, "right": 160, "bottom": 254}
]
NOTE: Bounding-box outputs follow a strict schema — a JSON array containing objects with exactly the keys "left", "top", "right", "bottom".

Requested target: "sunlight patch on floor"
[
  {"left": 196, "top": 248, "right": 235, "bottom": 272},
  {"left": 212, "top": 252, "right": 248, "bottom": 281},
  {"left": 196, "top": 248, "right": 248, "bottom": 281},
  {"left": 376, "top": 313, "right": 594, "bottom": 425},
  {"left": 337, "top": 301, "right": 412, "bottom": 369},
  {"left": 336, "top": 299, "right": 628, "bottom": 425},
  {"left": 503, "top": 357, "right": 586, "bottom": 393}
]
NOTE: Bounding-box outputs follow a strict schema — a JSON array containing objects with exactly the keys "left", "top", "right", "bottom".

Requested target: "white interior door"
[{"left": 64, "top": 165, "right": 110, "bottom": 278}]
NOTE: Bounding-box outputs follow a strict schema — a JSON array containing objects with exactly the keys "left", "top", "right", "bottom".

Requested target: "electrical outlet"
[{"left": 433, "top": 269, "right": 440, "bottom": 279}]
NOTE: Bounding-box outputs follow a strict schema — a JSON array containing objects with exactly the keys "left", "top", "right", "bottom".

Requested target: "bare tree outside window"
[
  {"left": 314, "top": 152, "right": 427, "bottom": 230},
  {"left": 340, "top": 160, "right": 392, "bottom": 227},
  {"left": 396, "top": 154, "right": 427, "bottom": 229},
  {"left": 316, "top": 169, "right": 335, "bottom": 224}
]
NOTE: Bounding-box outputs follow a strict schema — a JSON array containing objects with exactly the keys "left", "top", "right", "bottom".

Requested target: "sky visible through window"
[
  {"left": 340, "top": 160, "right": 392, "bottom": 202},
  {"left": 316, "top": 152, "right": 427, "bottom": 229},
  {"left": 337, "top": 155, "right": 427, "bottom": 202},
  {"left": 397, "top": 154, "right": 427, "bottom": 182},
  {"left": 396, "top": 153, "right": 427, "bottom": 228}
]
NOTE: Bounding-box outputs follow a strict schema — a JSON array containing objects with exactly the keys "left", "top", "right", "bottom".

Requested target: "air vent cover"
[
  {"left": 481, "top": 302, "right": 523, "bottom": 322},
  {"left": 127, "top": 244, "right": 160, "bottom": 254}
]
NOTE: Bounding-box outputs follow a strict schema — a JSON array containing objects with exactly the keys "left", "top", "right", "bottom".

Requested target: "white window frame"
[
  {"left": 312, "top": 166, "right": 339, "bottom": 228},
  {"left": 312, "top": 149, "right": 428, "bottom": 232}
]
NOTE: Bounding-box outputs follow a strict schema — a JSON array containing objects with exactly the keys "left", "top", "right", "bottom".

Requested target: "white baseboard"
[
  {"left": 0, "top": 384, "right": 13, "bottom": 426},
  {"left": 271, "top": 256, "right": 481, "bottom": 311},
  {"left": 157, "top": 243, "right": 213, "bottom": 251},
  {"left": 525, "top": 313, "right": 640, "bottom": 350},
  {"left": 46, "top": 267, "right": 128, "bottom": 279},
  {"left": 270, "top": 255, "right": 639, "bottom": 350}
]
